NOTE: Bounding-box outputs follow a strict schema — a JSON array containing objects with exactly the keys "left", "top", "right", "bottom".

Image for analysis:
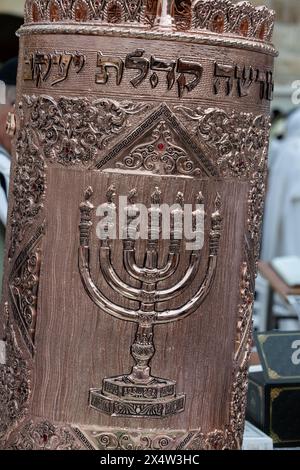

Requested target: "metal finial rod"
[
  {"left": 196, "top": 191, "right": 204, "bottom": 205},
  {"left": 210, "top": 193, "right": 222, "bottom": 256},
  {"left": 171, "top": 191, "right": 184, "bottom": 241},
  {"left": 153, "top": 0, "right": 176, "bottom": 32},
  {"left": 193, "top": 191, "right": 205, "bottom": 235},
  {"left": 148, "top": 187, "right": 162, "bottom": 241},
  {"left": 123, "top": 188, "right": 139, "bottom": 240},
  {"left": 106, "top": 184, "right": 116, "bottom": 203}
]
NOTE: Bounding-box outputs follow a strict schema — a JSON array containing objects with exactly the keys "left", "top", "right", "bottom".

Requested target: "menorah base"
[{"left": 89, "top": 375, "right": 186, "bottom": 418}]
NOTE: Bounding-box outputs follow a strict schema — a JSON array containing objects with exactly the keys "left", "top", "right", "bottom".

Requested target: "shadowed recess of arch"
[
  {"left": 106, "top": 1, "right": 125, "bottom": 23},
  {"left": 174, "top": 0, "right": 192, "bottom": 31},
  {"left": 145, "top": 0, "right": 158, "bottom": 26}
]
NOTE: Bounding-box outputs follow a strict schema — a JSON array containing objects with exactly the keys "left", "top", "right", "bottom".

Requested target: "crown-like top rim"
[{"left": 23, "top": 0, "right": 275, "bottom": 44}]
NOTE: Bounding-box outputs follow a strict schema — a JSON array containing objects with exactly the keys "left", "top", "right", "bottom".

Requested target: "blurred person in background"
[
  {"left": 262, "top": 107, "right": 300, "bottom": 261},
  {"left": 0, "top": 102, "right": 12, "bottom": 226},
  {"left": 0, "top": 58, "right": 17, "bottom": 285},
  {"left": 0, "top": 58, "right": 17, "bottom": 225},
  {"left": 0, "top": 5, "right": 23, "bottom": 290}
]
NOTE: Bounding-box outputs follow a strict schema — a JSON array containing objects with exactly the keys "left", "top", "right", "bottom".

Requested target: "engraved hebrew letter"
[
  {"left": 176, "top": 59, "right": 203, "bottom": 98},
  {"left": 33, "top": 53, "right": 52, "bottom": 87},
  {"left": 23, "top": 52, "right": 34, "bottom": 81},
  {"left": 72, "top": 52, "right": 86, "bottom": 74},
  {"left": 256, "top": 69, "right": 274, "bottom": 101},
  {"left": 214, "top": 62, "right": 235, "bottom": 96},
  {"left": 265, "top": 71, "right": 274, "bottom": 101},
  {"left": 235, "top": 65, "right": 254, "bottom": 97},
  {"left": 51, "top": 52, "right": 73, "bottom": 86},
  {"left": 150, "top": 56, "right": 176, "bottom": 90},
  {"left": 95, "top": 52, "right": 124, "bottom": 85},
  {"left": 125, "top": 49, "right": 150, "bottom": 88}
]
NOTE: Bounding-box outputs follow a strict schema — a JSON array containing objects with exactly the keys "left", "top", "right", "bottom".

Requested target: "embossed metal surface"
[{"left": 0, "top": 0, "right": 275, "bottom": 450}]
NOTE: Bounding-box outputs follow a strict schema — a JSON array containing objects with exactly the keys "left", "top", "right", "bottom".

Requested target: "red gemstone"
[
  {"left": 43, "top": 434, "right": 48, "bottom": 443},
  {"left": 157, "top": 143, "right": 165, "bottom": 151}
]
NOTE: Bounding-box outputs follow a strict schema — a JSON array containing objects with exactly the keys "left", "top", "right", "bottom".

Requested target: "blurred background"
[
  {"left": 1, "top": 0, "right": 300, "bottom": 332},
  {"left": 252, "top": 0, "right": 300, "bottom": 111}
]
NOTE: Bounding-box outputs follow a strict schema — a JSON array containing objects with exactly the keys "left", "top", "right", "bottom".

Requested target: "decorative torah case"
[{"left": 0, "top": 0, "right": 276, "bottom": 450}]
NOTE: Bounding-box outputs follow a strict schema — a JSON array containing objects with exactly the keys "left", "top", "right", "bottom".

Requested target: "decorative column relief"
[{"left": 0, "top": 304, "right": 31, "bottom": 446}]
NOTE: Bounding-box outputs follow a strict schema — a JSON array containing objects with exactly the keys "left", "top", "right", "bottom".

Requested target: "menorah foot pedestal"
[
  {"left": 0, "top": 0, "right": 276, "bottom": 451},
  {"left": 90, "top": 376, "right": 186, "bottom": 418}
]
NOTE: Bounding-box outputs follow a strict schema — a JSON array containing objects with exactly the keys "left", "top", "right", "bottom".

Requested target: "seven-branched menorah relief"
[{"left": 78, "top": 185, "right": 222, "bottom": 418}]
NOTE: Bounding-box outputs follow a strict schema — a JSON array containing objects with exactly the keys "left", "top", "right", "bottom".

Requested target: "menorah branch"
[
  {"left": 123, "top": 242, "right": 180, "bottom": 284},
  {"left": 156, "top": 254, "right": 217, "bottom": 323},
  {"left": 114, "top": 248, "right": 202, "bottom": 304},
  {"left": 155, "top": 251, "right": 202, "bottom": 302},
  {"left": 156, "top": 194, "right": 222, "bottom": 323},
  {"left": 79, "top": 246, "right": 139, "bottom": 323},
  {"left": 100, "top": 245, "right": 142, "bottom": 302}
]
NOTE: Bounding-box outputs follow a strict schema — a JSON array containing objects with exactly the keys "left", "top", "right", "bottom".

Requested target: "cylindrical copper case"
[{"left": 0, "top": 0, "right": 276, "bottom": 450}]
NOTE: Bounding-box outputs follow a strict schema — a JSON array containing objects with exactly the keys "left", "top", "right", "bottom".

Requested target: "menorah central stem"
[
  {"left": 129, "top": 323, "right": 155, "bottom": 384},
  {"left": 129, "top": 238, "right": 158, "bottom": 384}
]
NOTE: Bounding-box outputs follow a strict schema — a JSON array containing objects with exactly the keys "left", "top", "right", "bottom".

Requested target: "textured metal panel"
[{"left": 0, "top": 0, "right": 275, "bottom": 450}]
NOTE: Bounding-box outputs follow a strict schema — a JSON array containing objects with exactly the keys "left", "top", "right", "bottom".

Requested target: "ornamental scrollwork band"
[
  {"left": 0, "top": 304, "right": 31, "bottom": 446},
  {"left": 115, "top": 120, "right": 202, "bottom": 176},
  {"left": 9, "top": 225, "right": 45, "bottom": 356},
  {"left": 20, "top": 95, "right": 149, "bottom": 167},
  {"left": 73, "top": 427, "right": 198, "bottom": 450},
  {"left": 248, "top": 165, "right": 268, "bottom": 264},
  {"left": 5, "top": 420, "right": 86, "bottom": 450},
  {"left": 23, "top": 0, "right": 275, "bottom": 43},
  {"left": 176, "top": 105, "right": 270, "bottom": 179},
  {"left": 15, "top": 96, "right": 270, "bottom": 182},
  {"left": 8, "top": 126, "right": 46, "bottom": 260}
]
